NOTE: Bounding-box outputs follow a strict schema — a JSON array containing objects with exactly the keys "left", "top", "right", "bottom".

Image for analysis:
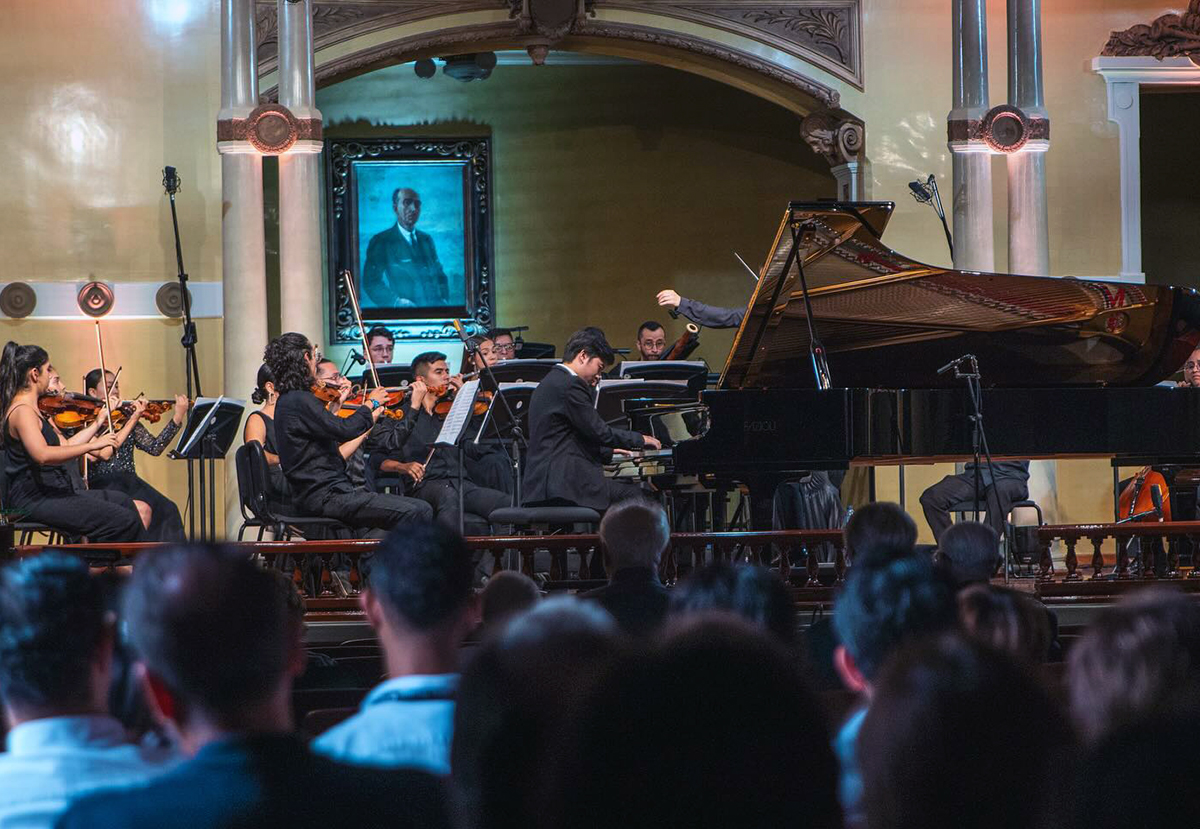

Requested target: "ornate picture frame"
[{"left": 326, "top": 137, "right": 493, "bottom": 344}]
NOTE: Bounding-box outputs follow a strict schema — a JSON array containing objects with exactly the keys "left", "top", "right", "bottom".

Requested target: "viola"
[
  {"left": 339, "top": 387, "right": 406, "bottom": 421},
  {"left": 428, "top": 384, "right": 492, "bottom": 417},
  {"left": 38, "top": 391, "right": 104, "bottom": 434}
]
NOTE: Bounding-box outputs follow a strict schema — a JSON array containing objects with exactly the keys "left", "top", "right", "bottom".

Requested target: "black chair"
[
  {"left": 488, "top": 505, "right": 602, "bottom": 580},
  {"left": 233, "top": 443, "right": 270, "bottom": 541},
  {"left": 241, "top": 441, "right": 350, "bottom": 541}
]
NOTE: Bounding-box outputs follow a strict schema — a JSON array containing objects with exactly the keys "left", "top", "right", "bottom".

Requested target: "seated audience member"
[
  {"left": 1067, "top": 588, "right": 1200, "bottom": 744},
  {"left": 843, "top": 501, "right": 918, "bottom": 565},
  {"left": 956, "top": 583, "right": 1052, "bottom": 664},
  {"left": 831, "top": 556, "right": 958, "bottom": 825},
  {"left": 313, "top": 523, "right": 477, "bottom": 773},
  {"left": 937, "top": 520, "right": 1001, "bottom": 584},
  {"left": 478, "top": 572, "right": 540, "bottom": 632},
  {"left": 1072, "top": 716, "right": 1199, "bottom": 829},
  {"left": 668, "top": 562, "right": 796, "bottom": 646},
  {"left": 451, "top": 599, "right": 623, "bottom": 829},
  {"left": 95, "top": 571, "right": 170, "bottom": 747},
  {"left": 541, "top": 616, "right": 842, "bottom": 829},
  {"left": 57, "top": 546, "right": 449, "bottom": 829},
  {"left": 580, "top": 499, "right": 670, "bottom": 636},
  {"left": 858, "top": 635, "right": 1074, "bottom": 829},
  {"left": 0, "top": 554, "right": 174, "bottom": 826}
]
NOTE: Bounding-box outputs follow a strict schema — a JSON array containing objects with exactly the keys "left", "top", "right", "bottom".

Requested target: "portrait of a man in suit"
[{"left": 361, "top": 187, "right": 450, "bottom": 308}]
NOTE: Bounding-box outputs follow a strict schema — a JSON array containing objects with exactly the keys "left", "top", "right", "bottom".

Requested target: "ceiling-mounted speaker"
[
  {"left": 77, "top": 281, "right": 115, "bottom": 317},
  {"left": 155, "top": 282, "right": 191, "bottom": 318},
  {"left": 0, "top": 283, "right": 36, "bottom": 318}
]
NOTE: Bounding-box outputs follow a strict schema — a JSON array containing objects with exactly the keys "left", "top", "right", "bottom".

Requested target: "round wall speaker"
[
  {"left": 77, "top": 281, "right": 115, "bottom": 317},
  {"left": 0, "top": 282, "right": 36, "bottom": 318},
  {"left": 155, "top": 282, "right": 192, "bottom": 318}
]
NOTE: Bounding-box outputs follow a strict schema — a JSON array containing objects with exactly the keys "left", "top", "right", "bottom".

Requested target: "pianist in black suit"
[
  {"left": 362, "top": 187, "right": 450, "bottom": 309},
  {"left": 919, "top": 461, "right": 1031, "bottom": 544},
  {"left": 523, "top": 327, "right": 661, "bottom": 511}
]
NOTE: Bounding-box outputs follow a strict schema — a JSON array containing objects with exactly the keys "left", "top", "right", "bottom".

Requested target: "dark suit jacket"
[
  {"left": 362, "top": 224, "right": 449, "bottom": 308},
  {"left": 55, "top": 733, "right": 450, "bottom": 829},
  {"left": 522, "top": 366, "right": 644, "bottom": 510},
  {"left": 581, "top": 566, "right": 669, "bottom": 636},
  {"left": 677, "top": 296, "right": 746, "bottom": 329}
]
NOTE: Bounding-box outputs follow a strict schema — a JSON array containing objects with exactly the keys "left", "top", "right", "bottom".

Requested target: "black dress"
[
  {"left": 88, "top": 419, "right": 185, "bottom": 542},
  {"left": 246, "top": 410, "right": 292, "bottom": 509},
  {"left": 2, "top": 405, "right": 146, "bottom": 542}
]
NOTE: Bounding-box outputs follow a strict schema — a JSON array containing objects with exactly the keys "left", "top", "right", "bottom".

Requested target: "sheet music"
[{"left": 434, "top": 379, "right": 481, "bottom": 448}]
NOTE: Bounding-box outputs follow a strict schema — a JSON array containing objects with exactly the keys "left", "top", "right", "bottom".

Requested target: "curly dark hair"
[
  {"left": 369, "top": 522, "right": 473, "bottom": 630},
  {"left": 263, "top": 332, "right": 313, "bottom": 395},
  {"left": 0, "top": 552, "right": 106, "bottom": 711},
  {"left": 669, "top": 562, "right": 797, "bottom": 646}
]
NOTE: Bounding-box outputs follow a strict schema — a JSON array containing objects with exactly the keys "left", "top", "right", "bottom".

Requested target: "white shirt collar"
[
  {"left": 5, "top": 715, "right": 128, "bottom": 755},
  {"left": 365, "top": 674, "right": 459, "bottom": 706},
  {"left": 557, "top": 362, "right": 579, "bottom": 378},
  {"left": 396, "top": 223, "right": 417, "bottom": 243}
]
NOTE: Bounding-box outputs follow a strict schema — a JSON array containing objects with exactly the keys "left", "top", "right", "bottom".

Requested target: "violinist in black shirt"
[{"left": 267, "top": 332, "right": 433, "bottom": 533}]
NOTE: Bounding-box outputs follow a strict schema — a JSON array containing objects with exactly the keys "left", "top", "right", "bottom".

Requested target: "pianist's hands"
[
  {"left": 642, "top": 435, "right": 662, "bottom": 450},
  {"left": 656, "top": 289, "right": 681, "bottom": 309}
]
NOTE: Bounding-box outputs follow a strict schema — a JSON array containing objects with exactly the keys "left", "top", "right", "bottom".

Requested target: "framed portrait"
[{"left": 326, "top": 137, "right": 493, "bottom": 343}]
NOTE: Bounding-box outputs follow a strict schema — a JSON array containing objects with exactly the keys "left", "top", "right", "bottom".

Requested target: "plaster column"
[
  {"left": 832, "top": 162, "right": 861, "bottom": 200},
  {"left": 948, "top": 0, "right": 995, "bottom": 273},
  {"left": 218, "top": 0, "right": 268, "bottom": 538},
  {"left": 1006, "top": 0, "right": 1050, "bottom": 276},
  {"left": 277, "top": 0, "right": 326, "bottom": 345},
  {"left": 1101, "top": 78, "right": 1144, "bottom": 281}
]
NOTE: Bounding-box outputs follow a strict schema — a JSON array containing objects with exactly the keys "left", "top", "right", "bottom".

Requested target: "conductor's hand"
[
  {"left": 641, "top": 435, "right": 662, "bottom": 450},
  {"left": 656, "top": 289, "right": 681, "bottom": 310}
]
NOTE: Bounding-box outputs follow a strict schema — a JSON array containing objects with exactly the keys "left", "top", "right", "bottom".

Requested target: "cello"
[{"left": 1117, "top": 467, "right": 1171, "bottom": 522}]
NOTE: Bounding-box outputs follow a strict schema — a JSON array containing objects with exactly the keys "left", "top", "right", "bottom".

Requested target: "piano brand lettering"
[{"left": 745, "top": 420, "right": 778, "bottom": 433}]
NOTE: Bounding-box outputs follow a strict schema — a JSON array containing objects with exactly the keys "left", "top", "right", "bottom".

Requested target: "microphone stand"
[
  {"left": 163, "top": 166, "right": 202, "bottom": 540},
  {"left": 453, "top": 323, "right": 527, "bottom": 505},
  {"left": 910, "top": 175, "right": 954, "bottom": 260},
  {"left": 938, "top": 354, "right": 1010, "bottom": 578}
]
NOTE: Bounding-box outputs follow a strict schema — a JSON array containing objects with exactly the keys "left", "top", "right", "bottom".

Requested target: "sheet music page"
[
  {"left": 178, "top": 395, "right": 224, "bottom": 456},
  {"left": 434, "top": 379, "right": 480, "bottom": 448}
]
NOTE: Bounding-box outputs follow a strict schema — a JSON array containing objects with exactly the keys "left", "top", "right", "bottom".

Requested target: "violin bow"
[
  {"left": 93, "top": 321, "right": 117, "bottom": 435},
  {"left": 341, "top": 270, "right": 382, "bottom": 389}
]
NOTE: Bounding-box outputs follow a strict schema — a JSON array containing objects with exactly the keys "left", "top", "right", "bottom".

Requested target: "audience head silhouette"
[
  {"left": 451, "top": 598, "right": 622, "bottom": 829},
  {"left": 1068, "top": 587, "right": 1200, "bottom": 743},
  {"left": 478, "top": 571, "right": 540, "bottom": 629},
  {"left": 543, "top": 616, "right": 842, "bottom": 829},
  {"left": 0, "top": 552, "right": 109, "bottom": 722},
  {"left": 938, "top": 520, "right": 1001, "bottom": 584},
  {"left": 365, "top": 521, "right": 475, "bottom": 634},
  {"left": 598, "top": 498, "right": 669, "bottom": 575},
  {"left": 833, "top": 555, "right": 957, "bottom": 692},
  {"left": 669, "top": 562, "right": 796, "bottom": 645},
  {"left": 859, "top": 634, "right": 1073, "bottom": 829},
  {"left": 122, "top": 545, "right": 302, "bottom": 748},
  {"left": 957, "top": 583, "right": 1051, "bottom": 663},
  {"left": 844, "top": 501, "right": 917, "bottom": 565}
]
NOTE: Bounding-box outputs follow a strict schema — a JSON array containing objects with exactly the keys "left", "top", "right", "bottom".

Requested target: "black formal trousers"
[
  {"left": 920, "top": 472, "right": 1029, "bottom": 543},
  {"left": 90, "top": 471, "right": 185, "bottom": 542},
  {"left": 318, "top": 488, "right": 433, "bottom": 533},
  {"left": 413, "top": 479, "right": 510, "bottom": 532},
  {"left": 11, "top": 487, "right": 146, "bottom": 542}
]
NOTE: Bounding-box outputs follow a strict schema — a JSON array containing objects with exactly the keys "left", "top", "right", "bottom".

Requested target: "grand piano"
[{"left": 650, "top": 201, "right": 1200, "bottom": 527}]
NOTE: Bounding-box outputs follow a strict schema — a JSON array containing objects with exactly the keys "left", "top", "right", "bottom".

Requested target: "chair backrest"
[
  {"left": 233, "top": 443, "right": 256, "bottom": 521},
  {"left": 240, "top": 441, "right": 277, "bottom": 523}
]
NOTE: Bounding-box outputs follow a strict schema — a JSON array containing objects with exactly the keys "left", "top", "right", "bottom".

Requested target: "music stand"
[
  {"left": 171, "top": 396, "right": 245, "bottom": 543},
  {"left": 360, "top": 364, "right": 413, "bottom": 388},
  {"left": 474, "top": 383, "right": 536, "bottom": 505},
  {"left": 479, "top": 359, "right": 559, "bottom": 388},
  {"left": 596, "top": 380, "right": 693, "bottom": 428},
  {"left": 432, "top": 380, "right": 484, "bottom": 536},
  {"left": 619, "top": 360, "right": 709, "bottom": 392}
]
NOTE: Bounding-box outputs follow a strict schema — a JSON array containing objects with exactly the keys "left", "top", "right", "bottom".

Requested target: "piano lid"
[{"left": 718, "top": 201, "right": 1200, "bottom": 390}]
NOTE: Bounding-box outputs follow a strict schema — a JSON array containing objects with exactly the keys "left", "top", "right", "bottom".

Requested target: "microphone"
[
  {"left": 668, "top": 308, "right": 679, "bottom": 320},
  {"left": 908, "top": 180, "right": 931, "bottom": 203},
  {"left": 1151, "top": 484, "right": 1164, "bottom": 517},
  {"left": 348, "top": 350, "right": 366, "bottom": 366},
  {"left": 163, "top": 166, "right": 181, "bottom": 195},
  {"left": 937, "top": 355, "right": 965, "bottom": 375}
]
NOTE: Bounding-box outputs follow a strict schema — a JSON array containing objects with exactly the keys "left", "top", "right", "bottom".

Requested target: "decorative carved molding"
[
  {"left": 217, "top": 104, "right": 322, "bottom": 153},
  {"left": 1102, "top": 0, "right": 1200, "bottom": 60},
  {"left": 274, "top": 19, "right": 839, "bottom": 108},
  {"left": 614, "top": 1, "right": 861, "bottom": 86},
  {"left": 799, "top": 107, "right": 862, "bottom": 166},
  {"left": 508, "top": 0, "right": 596, "bottom": 42},
  {"left": 947, "top": 105, "right": 1049, "bottom": 153}
]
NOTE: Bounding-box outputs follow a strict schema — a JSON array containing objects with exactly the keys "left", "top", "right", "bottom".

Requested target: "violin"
[
  {"left": 108, "top": 398, "right": 187, "bottom": 430},
  {"left": 428, "top": 384, "right": 492, "bottom": 417},
  {"left": 315, "top": 382, "right": 406, "bottom": 420},
  {"left": 38, "top": 391, "right": 105, "bottom": 434}
]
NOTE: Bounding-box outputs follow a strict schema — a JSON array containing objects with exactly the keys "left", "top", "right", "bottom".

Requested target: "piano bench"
[{"left": 487, "top": 506, "right": 603, "bottom": 579}]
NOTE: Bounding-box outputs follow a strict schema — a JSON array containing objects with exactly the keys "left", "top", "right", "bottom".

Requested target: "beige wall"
[
  {"left": 0, "top": 1, "right": 224, "bottom": 529},
  {"left": 315, "top": 62, "right": 836, "bottom": 368}
]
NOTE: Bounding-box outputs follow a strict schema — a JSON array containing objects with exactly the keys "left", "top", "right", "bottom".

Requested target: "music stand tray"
[
  {"left": 474, "top": 383, "right": 536, "bottom": 445},
  {"left": 480, "top": 359, "right": 559, "bottom": 388},
  {"left": 170, "top": 396, "right": 245, "bottom": 543}
]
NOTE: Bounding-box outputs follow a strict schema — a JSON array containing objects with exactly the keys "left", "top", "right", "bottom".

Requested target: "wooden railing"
[{"left": 1036, "top": 520, "right": 1200, "bottom": 583}]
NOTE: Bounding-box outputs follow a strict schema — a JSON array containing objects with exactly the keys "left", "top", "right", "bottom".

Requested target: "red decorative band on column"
[
  {"left": 948, "top": 105, "right": 1050, "bottom": 153},
  {"left": 217, "top": 104, "right": 323, "bottom": 154}
]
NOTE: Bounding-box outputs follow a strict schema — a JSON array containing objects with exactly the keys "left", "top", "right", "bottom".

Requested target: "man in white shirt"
[
  {"left": 0, "top": 553, "right": 173, "bottom": 828},
  {"left": 312, "top": 522, "right": 478, "bottom": 773}
]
